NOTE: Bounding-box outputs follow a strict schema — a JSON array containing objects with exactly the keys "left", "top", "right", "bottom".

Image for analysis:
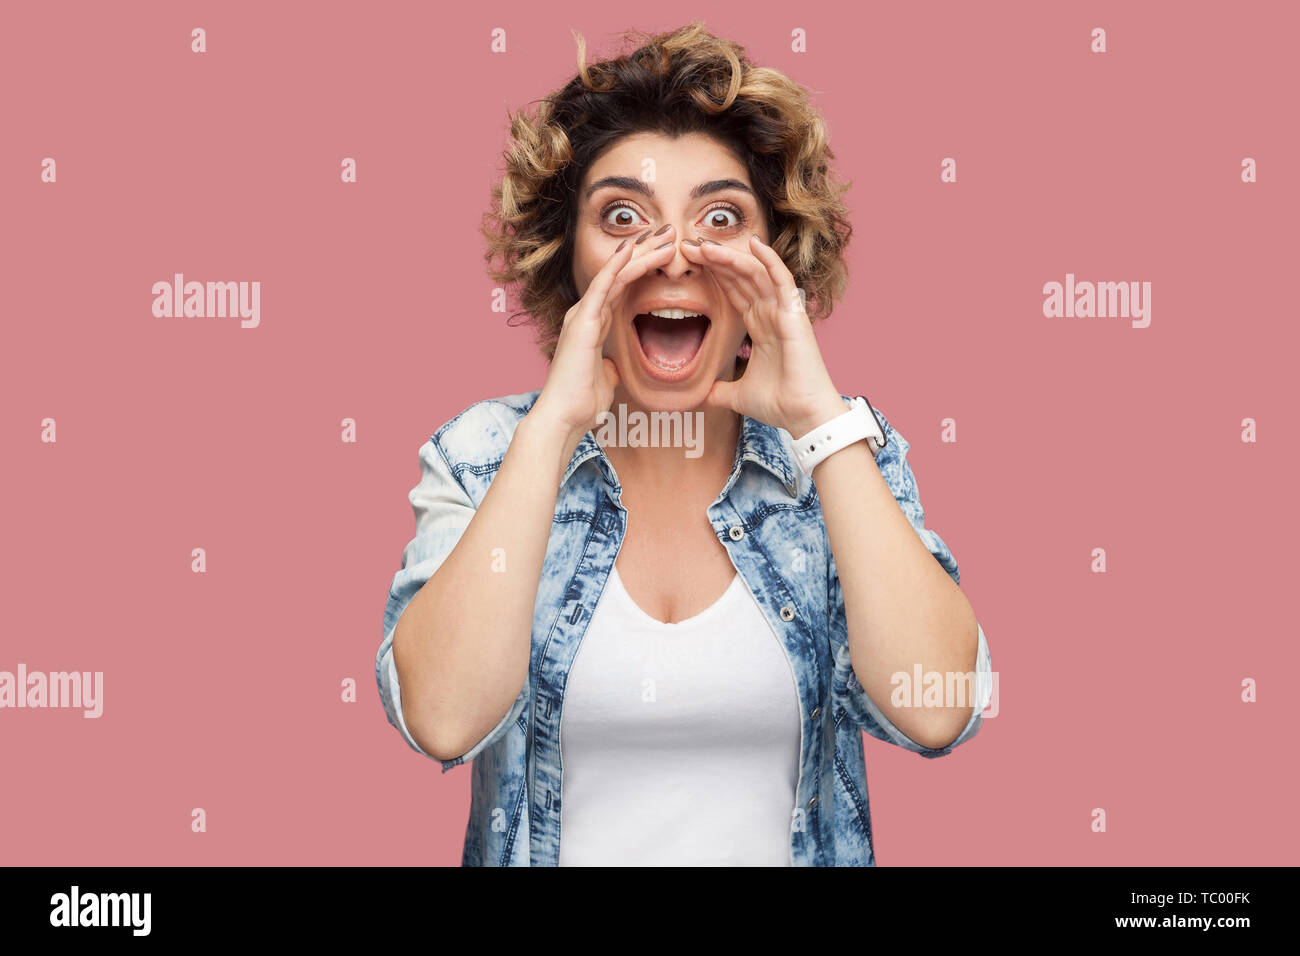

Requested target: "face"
[{"left": 572, "top": 131, "right": 767, "bottom": 411}]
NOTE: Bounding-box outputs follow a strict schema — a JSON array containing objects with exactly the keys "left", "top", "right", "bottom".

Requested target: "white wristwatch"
[{"left": 792, "top": 395, "right": 887, "bottom": 476}]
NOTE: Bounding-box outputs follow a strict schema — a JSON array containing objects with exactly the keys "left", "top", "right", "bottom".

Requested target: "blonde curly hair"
[{"left": 482, "top": 21, "right": 853, "bottom": 361}]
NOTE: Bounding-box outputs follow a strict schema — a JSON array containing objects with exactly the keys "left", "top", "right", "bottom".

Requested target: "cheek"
[
  {"left": 719, "top": 313, "right": 747, "bottom": 341},
  {"left": 572, "top": 233, "right": 612, "bottom": 296},
  {"left": 572, "top": 258, "right": 593, "bottom": 296},
  {"left": 708, "top": 306, "right": 749, "bottom": 347},
  {"left": 574, "top": 210, "right": 627, "bottom": 263}
]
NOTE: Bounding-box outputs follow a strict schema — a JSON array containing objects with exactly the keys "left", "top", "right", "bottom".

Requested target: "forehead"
[{"left": 580, "top": 131, "right": 750, "bottom": 194}]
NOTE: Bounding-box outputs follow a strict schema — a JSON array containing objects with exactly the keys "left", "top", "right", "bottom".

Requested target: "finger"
[
  {"left": 678, "top": 240, "right": 754, "bottom": 318},
  {"left": 596, "top": 238, "right": 678, "bottom": 345},
  {"left": 689, "top": 239, "right": 775, "bottom": 304},
  {"left": 681, "top": 241, "right": 777, "bottom": 340},
  {"left": 603, "top": 227, "right": 681, "bottom": 306},
  {"left": 702, "top": 377, "right": 740, "bottom": 414},
  {"left": 577, "top": 234, "right": 640, "bottom": 321},
  {"left": 747, "top": 234, "right": 802, "bottom": 314},
  {"left": 558, "top": 236, "right": 638, "bottom": 352}
]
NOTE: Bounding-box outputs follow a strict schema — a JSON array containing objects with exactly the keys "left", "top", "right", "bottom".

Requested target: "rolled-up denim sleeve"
[
  {"left": 829, "top": 404, "right": 993, "bottom": 757},
  {"left": 837, "top": 620, "right": 992, "bottom": 758},
  {"left": 375, "top": 434, "right": 529, "bottom": 773}
]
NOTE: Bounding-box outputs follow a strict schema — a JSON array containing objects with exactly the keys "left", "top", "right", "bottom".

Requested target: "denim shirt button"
[
  {"left": 728, "top": 525, "right": 745, "bottom": 541},
  {"left": 807, "top": 795, "right": 819, "bottom": 808},
  {"left": 779, "top": 604, "right": 796, "bottom": 622},
  {"left": 811, "top": 705, "right": 822, "bottom": 719}
]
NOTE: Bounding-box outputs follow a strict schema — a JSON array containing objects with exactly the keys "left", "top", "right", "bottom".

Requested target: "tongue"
[{"left": 636, "top": 314, "right": 708, "bottom": 369}]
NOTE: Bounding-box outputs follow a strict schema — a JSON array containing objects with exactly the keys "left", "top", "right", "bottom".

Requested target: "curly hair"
[{"left": 482, "top": 21, "right": 853, "bottom": 362}]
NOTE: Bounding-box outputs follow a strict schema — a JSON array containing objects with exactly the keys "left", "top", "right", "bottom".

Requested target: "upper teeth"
[{"left": 647, "top": 308, "right": 705, "bottom": 319}]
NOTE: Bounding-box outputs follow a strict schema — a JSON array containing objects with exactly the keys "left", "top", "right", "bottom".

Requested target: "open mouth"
[{"left": 632, "top": 309, "right": 711, "bottom": 373}]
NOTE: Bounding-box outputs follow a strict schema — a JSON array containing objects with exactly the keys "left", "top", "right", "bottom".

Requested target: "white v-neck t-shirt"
[{"left": 557, "top": 563, "right": 802, "bottom": 866}]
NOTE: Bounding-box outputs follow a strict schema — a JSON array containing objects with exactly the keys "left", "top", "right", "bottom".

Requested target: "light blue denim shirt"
[{"left": 376, "top": 388, "right": 992, "bottom": 866}]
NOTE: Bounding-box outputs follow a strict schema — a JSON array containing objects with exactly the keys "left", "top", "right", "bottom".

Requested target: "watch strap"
[{"left": 792, "top": 395, "right": 887, "bottom": 476}]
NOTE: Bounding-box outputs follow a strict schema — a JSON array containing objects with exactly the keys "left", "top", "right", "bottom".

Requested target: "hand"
[
  {"left": 529, "top": 226, "right": 679, "bottom": 443},
  {"left": 680, "top": 233, "right": 847, "bottom": 437}
]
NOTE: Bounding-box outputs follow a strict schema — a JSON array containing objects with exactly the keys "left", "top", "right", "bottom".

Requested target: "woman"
[{"left": 376, "top": 21, "right": 992, "bottom": 866}]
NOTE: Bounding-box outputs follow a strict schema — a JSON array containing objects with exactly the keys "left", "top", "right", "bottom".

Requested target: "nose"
[{"left": 655, "top": 234, "right": 697, "bottom": 280}]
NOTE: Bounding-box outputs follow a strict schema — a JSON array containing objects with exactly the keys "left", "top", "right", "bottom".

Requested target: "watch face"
[{"left": 857, "top": 395, "right": 887, "bottom": 449}]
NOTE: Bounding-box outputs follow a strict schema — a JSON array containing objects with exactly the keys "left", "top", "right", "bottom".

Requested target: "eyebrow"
[{"left": 584, "top": 176, "right": 756, "bottom": 201}]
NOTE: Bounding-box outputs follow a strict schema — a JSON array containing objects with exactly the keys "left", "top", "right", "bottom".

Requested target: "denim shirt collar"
[{"left": 558, "top": 412, "right": 800, "bottom": 500}]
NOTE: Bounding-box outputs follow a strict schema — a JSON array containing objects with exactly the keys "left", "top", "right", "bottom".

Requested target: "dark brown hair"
[{"left": 483, "top": 21, "right": 853, "bottom": 360}]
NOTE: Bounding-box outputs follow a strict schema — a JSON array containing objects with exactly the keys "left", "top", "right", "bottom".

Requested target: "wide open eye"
[
  {"left": 601, "top": 203, "right": 646, "bottom": 229},
  {"left": 700, "top": 204, "right": 745, "bottom": 231}
]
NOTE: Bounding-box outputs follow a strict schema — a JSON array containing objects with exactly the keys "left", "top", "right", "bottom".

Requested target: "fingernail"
[
  {"left": 653, "top": 240, "right": 674, "bottom": 251},
  {"left": 701, "top": 238, "right": 722, "bottom": 245},
  {"left": 634, "top": 228, "right": 653, "bottom": 245},
  {"left": 750, "top": 233, "right": 766, "bottom": 246},
  {"left": 682, "top": 238, "right": 703, "bottom": 246},
  {"left": 653, "top": 223, "right": 673, "bottom": 235},
  {"left": 615, "top": 239, "right": 628, "bottom": 252}
]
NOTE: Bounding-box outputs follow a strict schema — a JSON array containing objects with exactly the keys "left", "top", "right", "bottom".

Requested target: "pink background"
[{"left": 2, "top": 1, "right": 1297, "bottom": 865}]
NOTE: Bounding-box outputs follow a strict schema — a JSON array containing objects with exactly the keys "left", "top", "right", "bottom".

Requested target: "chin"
[{"left": 620, "top": 363, "right": 711, "bottom": 412}]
